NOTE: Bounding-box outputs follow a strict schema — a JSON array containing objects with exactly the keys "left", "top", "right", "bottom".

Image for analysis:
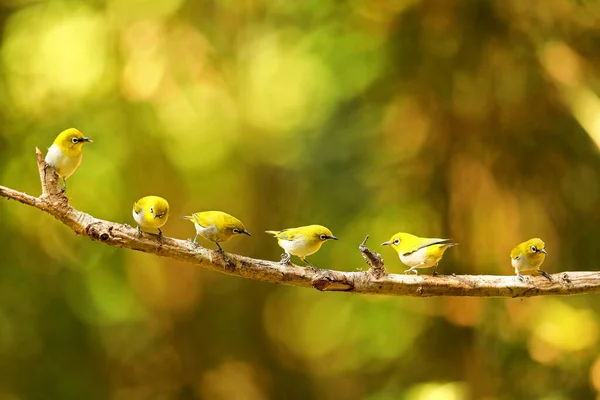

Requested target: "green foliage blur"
[{"left": 2, "top": 0, "right": 600, "bottom": 398}]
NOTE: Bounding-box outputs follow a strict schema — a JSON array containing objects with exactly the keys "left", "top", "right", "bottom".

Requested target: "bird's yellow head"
[
  {"left": 53, "top": 128, "right": 92, "bottom": 152},
  {"left": 224, "top": 219, "right": 251, "bottom": 237},
  {"left": 381, "top": 232, "right": 413, "bottom": 254},
  {"left": 148, "top": 197, "right": 169, "bottom": 221},
  {"left": 512, "top": 238, "right": 547, "bottom": 261},
  {"left": 303, "top": 225, "right": 338, "bottom": 244}
]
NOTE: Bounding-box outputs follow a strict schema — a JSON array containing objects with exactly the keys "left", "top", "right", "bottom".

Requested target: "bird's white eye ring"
[
  {"left": 71, "top": 137, "right": 79, "bottom": 143},
  {"left": 393, "top": 239, "right": 400, "bottom": 245},
  {"left": 150, "top": 207, "right": 154, "bottom": 213},
  {"left": 233, "top": 228, "right": 240, "bottom": 234},
  {"left": 531, "top": 245, "right": 537, "bottom": 252},
  {"left": 320, "top": 234, "right": 327, "bottom": 240}
]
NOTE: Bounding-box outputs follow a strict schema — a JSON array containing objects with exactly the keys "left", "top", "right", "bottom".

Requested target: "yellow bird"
[
  {"left": 132, "top": 196, "right": 170, "bottom": 240},
  {"left": 382, "top": 232, "right": 458, "bottom": 275},
  {"left": 266, "top": 225, "right": 338, "bottom": 268},
  {"left": 44, "top": 128, "right": 92, "bottom": 191},
  {"left": 182, "top": 211, "right": 250, "bottom": 253},
  {"left": 511, "top": 238, "right": 551, "bottom": 281}
]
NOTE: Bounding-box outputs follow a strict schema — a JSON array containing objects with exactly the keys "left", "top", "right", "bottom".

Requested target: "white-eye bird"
[
  {"left": 265, "top": 225, "right": 338, "bottom": 268},
  {"left": 382, "top": 232, "right": 458, "bottom": 275},
  {"left": 181, "top": 211, "right": 250, "bottom": 253},
  {"left": 511, "top": 238, "right": 551, "bottom": 281},
  {"left": 44, "top": 128, "right": 92, "bottom": 191},
  {"left": 132, "top": 196, "right": 170, "bottom": 240}
]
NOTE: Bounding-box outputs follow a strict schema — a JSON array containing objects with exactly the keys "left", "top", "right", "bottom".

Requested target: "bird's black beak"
[
  {"left": 81, "top": 137, "right": 93, "bottom": 143},
  {"left": 381, "top": 241, "right": 391, "bottom": 246},
  {"left": 242, "top": 230, "right": 251, "bottom": 236},
  {"left": 539, "top": 249, "right": 548, "bottom": 255},
  {"left": 329, "top": 236, "right": 339, "bottom": 240}
]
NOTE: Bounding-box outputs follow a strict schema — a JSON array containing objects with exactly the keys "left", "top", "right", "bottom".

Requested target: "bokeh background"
[{"left": 2, "top": 0, "right": 600, "bottom": 398}]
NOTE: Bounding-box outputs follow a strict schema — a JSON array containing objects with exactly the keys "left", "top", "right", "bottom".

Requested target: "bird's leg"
[
  {"left": 136, "top": 226, "right": 142, "bottom": 238},
  {"left": 540, "top": 270, "right": 553, "bottom": 281},
  {"left": 280, "top": 253, "right": 291, "bottom": 265},
  {"left": 157, "top": 228, "right": 163, "bottom": 241},
  {"left": 404, "top": 262, "right": 426, "bottom": 275},
  {"left": 302, "top": 258, "right": 318, "bottom": 273},
  {"left": 187, "top": 234, "right": 199, "bottom": 247},
  {"left": 432, "top": 264, "right": 439, "bottom": 276},
  {"left": 515, "top": 268, "right": 526, "bottom": 282},
  {"left": 60, "top": 178, "right": 67, "bottom": 194},
  {"left": 215, "top": 242, "right": 224, "bottom": 254}
]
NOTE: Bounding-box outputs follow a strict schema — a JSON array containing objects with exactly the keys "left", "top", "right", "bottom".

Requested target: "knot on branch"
[
  {"left": 312, "top": 272, "right": 354, "bottom": 292},
  {"left": 86, "top": 222, "right": 112, "bottom": 242},
  {"left": 359, "top": 235, "right": 387, "bottom": 279}
]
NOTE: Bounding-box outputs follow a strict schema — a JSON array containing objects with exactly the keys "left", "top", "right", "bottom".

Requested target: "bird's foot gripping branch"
[{"left": 1, "top": 148, "right": 600, "bottom": 297}]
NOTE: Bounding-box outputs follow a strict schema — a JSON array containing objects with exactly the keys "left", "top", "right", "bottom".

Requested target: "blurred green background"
[{"left": 2, "top": 0, "right": 600, "bottom": 398}]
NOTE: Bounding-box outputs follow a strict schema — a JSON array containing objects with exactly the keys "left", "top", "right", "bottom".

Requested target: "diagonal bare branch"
[{"left": 1, "top": 149, "right": 599, "bottom": 298}]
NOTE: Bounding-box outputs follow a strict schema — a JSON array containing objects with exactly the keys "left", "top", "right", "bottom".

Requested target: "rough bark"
[{"left": 0, "top": 149, "right": 598, "bottom": 298}]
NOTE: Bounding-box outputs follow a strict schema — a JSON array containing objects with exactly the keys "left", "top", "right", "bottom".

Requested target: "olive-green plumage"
[
  {"left": 132, "top": 196, "right": 170, "bottom": 240},
  {"left": 266, "top": 225, "right": 338, "bottom": 267},
  {"left": 511, "top": 238, "right": 551, "bottom": 281},
  {"left": 44, "top": 128, "right": 93, "bottom": 191},
  {"left": 182, "top": 211, "right": 250, "bottom": 253},
  {"left": 382, "top": 232, "right": 458, "bottom": 275}
]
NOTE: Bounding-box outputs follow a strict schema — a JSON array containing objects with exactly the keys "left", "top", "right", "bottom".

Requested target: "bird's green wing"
[
  {"left": 266, "top": 228, "right": 299, "bottom": 240},
  {"left": 402, "top": 238, "right": 457, "bottom": 256},
  {"left": 192, "top": 212, "right": 217, "bottom": 228}
]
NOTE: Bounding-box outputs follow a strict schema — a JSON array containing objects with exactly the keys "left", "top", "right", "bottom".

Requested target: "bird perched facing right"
[
  {"left": 132, "top": 196, "right": 170, "bottom": 240},
  {"left": 510, "top": 238, "right": 551, "bottom": 281},
  {"left": 44, "top": 128, "right": 93, "bottom": 192},
  {"left": 382, "top": 232, "right": 458, "bottom": 275},
  {"left": 266, "top": 225, "right": 338, "bottom": 268},
  {"left": 182, "top": 211, "right": 250, "bottom": 253}
]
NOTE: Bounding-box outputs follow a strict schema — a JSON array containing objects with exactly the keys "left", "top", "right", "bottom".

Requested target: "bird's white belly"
[
  {"left": 133, "top": 208, "right": 146, "bottom": 227},
  {"left": 279, "top": 238, "right": 310, "bottom": 257},
  {"left": 511, "top": 256, "right": 540, "bottom": 272},
  {"left": 400, "top": 247, "right": 434, "bottom": 268},
  {"left": 45, "top": 144, "right": 82, "bottom": 178},
  {"left": 195, "top": 223, "right": 218, "bottom": 241}
]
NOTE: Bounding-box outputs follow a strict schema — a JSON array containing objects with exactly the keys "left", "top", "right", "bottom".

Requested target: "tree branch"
[{"left": 1, "top": 149, "right": 599, "bottom": 297}]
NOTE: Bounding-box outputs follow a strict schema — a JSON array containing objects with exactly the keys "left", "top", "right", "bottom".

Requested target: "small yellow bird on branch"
[
  {"left": 182, "top": 211, "right": 250, "bottom": 253},
  {"left": 132, "top": 196, "right": 170, "bottom": 240},
  {"left": 44, "top": 128, "right": 92, "bottom": 192},
  {"left": 266, "top": 225, "right": 338, "bottom": 268},
  {"left": 510, "top": 238, "right": 551, "bottom": 281},
  {"left": 382, "top": 232, "right": 458, "bottom": 275}
]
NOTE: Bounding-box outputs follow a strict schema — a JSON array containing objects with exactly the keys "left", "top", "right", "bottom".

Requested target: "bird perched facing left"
[
  {"left": 44, "top": 128, "right": 92, "bottom": 191},
  {"left": 511, "top": 238, "right": 551, "bottom": 281},
  {"left": 182, "top": 211, "right": 250, "bottom": 253},
  {"left": 132, "top": 196, "right": 170, "bottom": 240},
  {"left": 265, "top": 225, "right": 338, "bottom": 268},
  {"left": 382, "top": 232, "right": 458, "bottom": 275}
]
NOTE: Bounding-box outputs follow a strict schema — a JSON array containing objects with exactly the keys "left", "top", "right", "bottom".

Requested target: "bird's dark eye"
[
  {"left": 320, "top": 234, "right": 327, "bottom": 240},
  {"left": 394, "top": 239, "right": 400, "bottom": 245},
  {"left": 233, "top": 228, "right": 240, "bottom": 234},
  {"left": 531, "top": 246, "right": 537, "bottom": 252},
  {"left": 71, "top": 137, "right": 79, "bottom": 143},
  {"left": 150, "top": 207, "right": 154, "bottom": 213}
]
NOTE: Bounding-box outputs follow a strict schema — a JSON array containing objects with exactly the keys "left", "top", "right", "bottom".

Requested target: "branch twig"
[{"left": 1, "top": 149, "right": 599, "bottom": 297}]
